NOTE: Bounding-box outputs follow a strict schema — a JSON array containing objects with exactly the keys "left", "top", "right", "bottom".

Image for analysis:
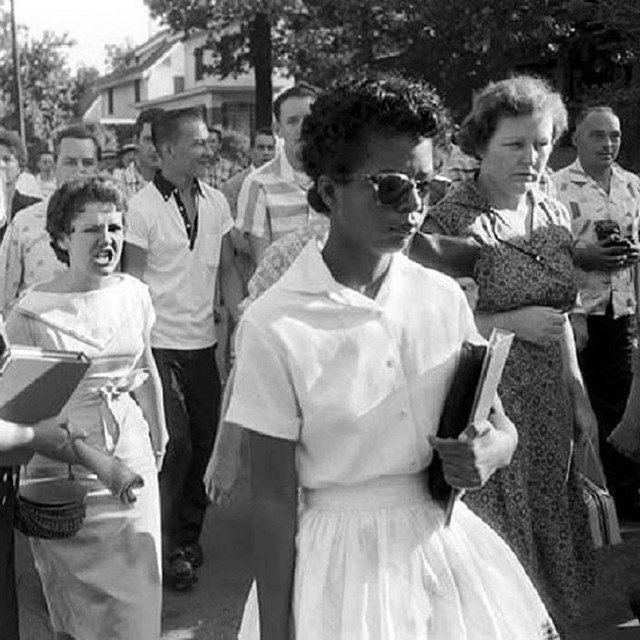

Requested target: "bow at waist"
[{"left": 74, "top": 368, "right": 149, "bottom": 453}]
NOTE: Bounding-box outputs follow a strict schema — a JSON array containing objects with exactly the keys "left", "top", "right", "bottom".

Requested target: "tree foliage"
[
  {"left": 0, "top": 10, "right": 100, "bottom": 145},
  {"left": 145, "top": 0, "right": 640, "bottom": 118}
]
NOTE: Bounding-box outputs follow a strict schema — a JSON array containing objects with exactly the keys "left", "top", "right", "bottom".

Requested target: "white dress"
[
  {"left": 227, "top": 241, "right": 558, "bottom": 640},
  {"left": 6, "top": 274, "right": 162, "bottom": 640}
]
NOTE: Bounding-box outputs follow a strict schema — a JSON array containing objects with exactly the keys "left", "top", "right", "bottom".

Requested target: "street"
[{"left": 16, "top": 472, "right": 640, "bottom": 640}]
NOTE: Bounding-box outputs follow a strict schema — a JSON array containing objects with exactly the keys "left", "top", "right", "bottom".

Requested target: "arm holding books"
[
  {"left": 0, "top": 416, "right": 143, "bottom": 504},
  {"left": 429, "top": 396, "right": 517, "bottom": 490}
]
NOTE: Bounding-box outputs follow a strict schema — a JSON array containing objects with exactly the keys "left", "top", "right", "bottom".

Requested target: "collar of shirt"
[
  {"left": 153, "top": 171, "right": 204, "bottom": 202},
  {"left": 278, "top": 239, "right": 401, "bottom": 308},
  {"left": 444, "top": 175, "right": 544, "bottom": 215},
  {"left": 278, "top": 151, "right": 312, "bottom": 190},
  {"left": 564, "top": 158, "right": 628, "bottom": 191}
]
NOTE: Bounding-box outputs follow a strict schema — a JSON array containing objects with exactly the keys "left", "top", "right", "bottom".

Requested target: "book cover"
[{"left": 0, "top": 346, "right": 90, "bottom": 425}]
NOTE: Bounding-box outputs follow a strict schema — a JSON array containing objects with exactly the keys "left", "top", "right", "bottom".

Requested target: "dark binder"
[
  {"left": 427, "top": 329, "right": 514, "bottom": 525},
  {"left": 427, "top": 341, "right": 486, "bottom": 508}
]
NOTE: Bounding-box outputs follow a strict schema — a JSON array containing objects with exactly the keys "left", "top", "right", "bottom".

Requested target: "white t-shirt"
[
  {"left": 226, "top": 241, "right": 483, "bottom": 490},
  {"left": 125, "top": 177, "right": 233, "bottom": 349}
]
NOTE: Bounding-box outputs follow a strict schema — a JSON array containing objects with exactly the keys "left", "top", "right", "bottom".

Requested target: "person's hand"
[
  {"left": 429, "top": 420, "right": 507, "bottom": 490},
  {"left": 575, "top": 239, "right": 638, "bottom": 272},
  {"left": 570, "top": 313, "right": 589, "bottom": 352},
  {"left": 506, "top": 306, "right": 565, "bottom": 345},
  {"left": 30, "top": 417, "right": 77, "bottom": 461}
]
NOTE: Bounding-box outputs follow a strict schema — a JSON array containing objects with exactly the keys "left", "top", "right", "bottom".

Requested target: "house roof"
[{"left": 95, "top": 29, "right": 182, "bottom": 90}]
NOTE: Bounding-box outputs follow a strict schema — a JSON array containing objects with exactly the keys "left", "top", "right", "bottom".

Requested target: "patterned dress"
[{"left": 429, "top": 179, "right": 595, "bottom": 622}]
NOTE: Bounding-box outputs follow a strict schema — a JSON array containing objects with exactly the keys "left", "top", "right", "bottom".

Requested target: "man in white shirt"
[
  {"left": 554, "top": 105, "right": 640, "bottom": 519},
  {"left": 0, "top": 125, "right": 100, "bottom": 314},
  {"left": 122, "top": 108, "right": 243, "bottom": 590},
  {"left": 236, "top": 83, "right": 319, "bottom": 266}
]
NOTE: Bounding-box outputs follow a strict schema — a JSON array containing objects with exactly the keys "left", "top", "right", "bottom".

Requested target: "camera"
[{"left": 594, "top": 220, "right": 635, "bottom": 248}]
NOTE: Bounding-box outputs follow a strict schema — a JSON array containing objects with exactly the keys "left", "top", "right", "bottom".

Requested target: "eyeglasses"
[{"left": 344, "top": 172, "right": 433, "bottom": 209}]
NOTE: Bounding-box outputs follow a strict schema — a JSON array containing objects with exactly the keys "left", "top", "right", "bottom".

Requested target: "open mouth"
[{"left": 94, "top": 247, "right": 115, "bottom": 267}]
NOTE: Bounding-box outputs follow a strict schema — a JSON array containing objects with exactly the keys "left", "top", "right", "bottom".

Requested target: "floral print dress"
[{"left": 429, "top": 179, "right": 595, "bottom": 623}]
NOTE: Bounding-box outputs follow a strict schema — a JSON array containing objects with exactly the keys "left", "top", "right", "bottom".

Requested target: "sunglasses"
[{"left": 345, "top": 172, "right": 433, "bottom": 209}]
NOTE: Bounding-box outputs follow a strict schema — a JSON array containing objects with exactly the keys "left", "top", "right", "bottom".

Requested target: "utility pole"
[{"left": 9, "top": 0, "right": 25, "bottom": 144}]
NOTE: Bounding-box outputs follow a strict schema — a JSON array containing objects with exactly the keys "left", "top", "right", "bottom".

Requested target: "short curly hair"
[
  {"left": 47, "top": 176, "right": 126, "bottom": 266},
  {"left": 300, "top": 72, "right": 451, "bottom": 213},
  {"left": 458, "top": 75, "right": 568, "bottom": 158}
]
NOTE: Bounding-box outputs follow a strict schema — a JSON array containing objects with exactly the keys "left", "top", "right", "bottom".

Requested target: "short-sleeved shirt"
[
  {"left": 553, "top": 159, "right": 640, "bottom": 317},
  {"left": 0, "top": 200, "right": 66, "bottom": 315},
  {"left": 226, "top": 240, "right": 482, "bottom": 490},
  {"left": 235, "top": 152, "right": 318, "bottom": 243},
  {"left": 125, "top": 173, "right": 233, "bottom": 349}
]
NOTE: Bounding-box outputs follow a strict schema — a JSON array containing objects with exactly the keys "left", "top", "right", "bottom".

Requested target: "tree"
[
  {"left": 146, "top": 0, "right": 640, "bottom": 123},
  {"left": 104, "top": 38, "right": 138, "bottom": 73},
  {"left": 0, "top": 9, "right": 93, "bottom": 146}
]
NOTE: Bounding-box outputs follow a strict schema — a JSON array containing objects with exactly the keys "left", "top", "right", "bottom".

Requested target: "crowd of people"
[{"left": 0, "top": 68, "right": 639, "bottom": 640}]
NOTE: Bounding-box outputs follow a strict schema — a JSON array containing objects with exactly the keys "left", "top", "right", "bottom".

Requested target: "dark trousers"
[
  {"left": 153, "top": 346, "right": 222, "bottom": 558},
  {"left": 579, "top": 306, "right": 640, "bottom": 506},
  {"left": 0, "top": 468, "right": 19, "bottom": 639}
]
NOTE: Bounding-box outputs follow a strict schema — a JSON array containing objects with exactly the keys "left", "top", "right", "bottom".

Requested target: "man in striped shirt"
[{"left": 236, "top": 83, "right": 319, "bottom": 266}]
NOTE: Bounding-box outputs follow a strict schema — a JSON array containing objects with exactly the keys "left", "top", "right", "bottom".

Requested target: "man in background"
[
  {"left": 202, "top": 126, "right": 243, "bottom": 190},
  {"left": 236, "top": 83, "right": 319, "bottom": 266},
  {"left": 0, "top": 130, "right": 41, "bottom": 229},
  {"left": 116, "top": 108, "right": 164, "bottom": 200},
  {"left": 0, "top": 124, "right": 99, "bottom": 313},
  {"left": 35, "top": 151, "right": 56, "bottom": 199},
  {"left": 554, "top": 105, "right": 640, "bottom": 519},
  {"left": 122, "top": 108, "right": 243, "bottom": 591}
]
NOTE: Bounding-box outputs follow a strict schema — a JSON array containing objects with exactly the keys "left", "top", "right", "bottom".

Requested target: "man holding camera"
[{"left": 555, "top": 105, "right": 640, "bottom": 519}]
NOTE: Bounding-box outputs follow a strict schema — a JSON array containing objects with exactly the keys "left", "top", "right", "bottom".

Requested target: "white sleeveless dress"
[{"left": 6, "top": 274, "right": 162, "bottom": 640}]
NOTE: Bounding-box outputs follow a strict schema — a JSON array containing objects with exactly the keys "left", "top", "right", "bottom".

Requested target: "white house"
[{"left": 85, "top": 29, "right": 292, "bottom": 138}]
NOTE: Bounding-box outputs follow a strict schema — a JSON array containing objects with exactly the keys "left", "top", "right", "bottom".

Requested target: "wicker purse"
[{"left": 13, "top": 467, "right": 88, "bottom": 540}]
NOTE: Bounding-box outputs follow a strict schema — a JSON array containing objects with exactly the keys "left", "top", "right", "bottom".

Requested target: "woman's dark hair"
[
  {"left": 47, "top": 176, "right": 126, "bottom": 266},
  {"left": 458, "top": 74, "right": 568, "bottom": 158},
  {"left": 300, "top": 72, "right": 451, "bottom": 213}
]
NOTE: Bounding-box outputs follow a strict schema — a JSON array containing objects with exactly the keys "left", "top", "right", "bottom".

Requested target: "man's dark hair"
[
  {"left": 54, "top": 125, "right": 101, "bottom": 160},
  {"left": 47, "top": 176, "right": 125, "bottom": 266},
  {"left": 252, "top": 127, "right": 275, "bottom": 146},
  {"left": 134, "top": 107, "right": 165, "bottom": 139},
  {"left": 152, "top": 108, "right": 203, "bottom": 149},
  {"left": 0, "top": 129, "right": 27, "bottom": 167},
  {"left": 273, "top": 83, "right": 319, "bottom": 123}
]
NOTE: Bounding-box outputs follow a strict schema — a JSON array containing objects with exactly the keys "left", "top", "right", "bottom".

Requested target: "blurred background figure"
[
  {"left": 100, "top": 147, "right": 118, "bottom": 175},
  {"left": 118, "top": 142, "right": 137, "bottom": 169},
  {"left": 221, "top": 128, "right": 276, "bottom": 220},
  {"left": 0, "top": 130, "right": 41, "bottom": 234},
  {"left": 35, "top": 151, "right": 57, "bottom": 199},
  {"left": 203, "top": 126, "right": 243, "bottom": 190},
  {"left": 115, "top": 108, "right": 164, "bottom": 201}
]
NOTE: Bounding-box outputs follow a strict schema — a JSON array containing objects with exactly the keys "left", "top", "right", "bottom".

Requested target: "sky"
[{"left": 13, "top": 0, "right": 160, "bottom": 72}]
